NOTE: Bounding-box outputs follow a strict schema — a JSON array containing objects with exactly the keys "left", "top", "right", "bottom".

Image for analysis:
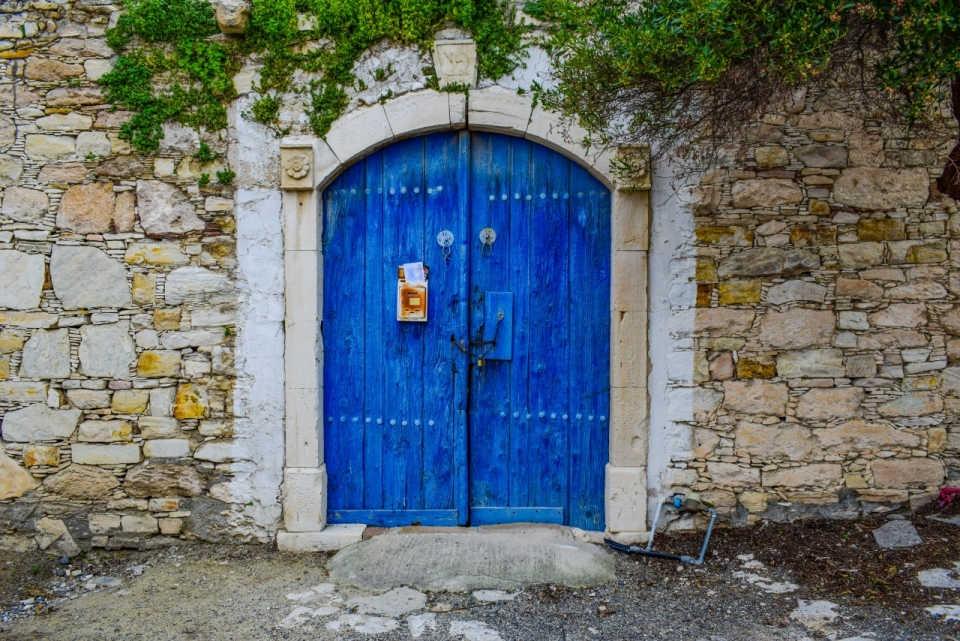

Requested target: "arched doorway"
[{"left": 321, "top": 131, "right": 611, "bottom": 530}]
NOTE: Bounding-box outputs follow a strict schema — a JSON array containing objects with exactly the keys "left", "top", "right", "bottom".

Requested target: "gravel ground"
[{"left": 0, "top": 514, "right": 958, "bottom": 641}]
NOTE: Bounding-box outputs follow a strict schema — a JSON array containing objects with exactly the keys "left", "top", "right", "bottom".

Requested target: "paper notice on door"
[{"left": 402, "top": 262, "right": 426, "bottom": 284}]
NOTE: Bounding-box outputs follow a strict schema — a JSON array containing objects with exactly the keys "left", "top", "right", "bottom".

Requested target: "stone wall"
[
  {"left": 666, "top": 89, "right": 960, "bottom": 528},
  {"left": 0, "top": 1, "right": 257, "bottom": 553}
]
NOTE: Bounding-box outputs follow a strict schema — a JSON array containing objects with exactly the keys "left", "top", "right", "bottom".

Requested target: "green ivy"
[{"left": 101, "top": 0, "right": 531, "bottom": 153}]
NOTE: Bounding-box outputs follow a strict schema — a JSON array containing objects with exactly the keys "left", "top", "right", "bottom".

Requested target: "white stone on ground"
[
  {"left": 408, "top": 612, "right": 437, "bottom": 637},
  {"left": 326, "top": 614, "right": 399, "bottom": 634},
  {"left": 789, "top": 600, "right": 839, "bottom": 634},
  {"left": 918, "top": 563, "right": 960, "bottom": 589},
  {"left": 347, "top": 586, "right": 427, "bottom": 617},
  {"left": 871, "top": 520, "right": 922, "bottom": 548},
  {"left": 449, "top": 620, "right": 504, "bottom": 641},
  {"left": 286, "top": 583, "right": 336, "bottom": 602},
  {"left": 736, "top": 553, "right": 766, "bottom": 570},
  {"left": 733, "top": 571, "right": 798, "bottom": 594},
  {"left": 472, "top": 589, "right": 519, "bottom": 602},
  {"left": 927, "top": 605, "right": 960, "bottom": 621}
]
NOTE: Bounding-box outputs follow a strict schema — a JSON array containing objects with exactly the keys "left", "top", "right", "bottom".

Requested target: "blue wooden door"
[{"left": 322, "top": 132, "right": 609, "bottom": 530}]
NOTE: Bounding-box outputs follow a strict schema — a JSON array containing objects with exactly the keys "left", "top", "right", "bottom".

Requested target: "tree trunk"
[{"left": 937, "top": 77, "right": 960, "bottom": 201}]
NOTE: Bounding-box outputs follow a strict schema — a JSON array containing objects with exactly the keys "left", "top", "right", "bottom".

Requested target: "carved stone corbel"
[
  {"left": 280, "top": 143, "right": 315, "bottom": 190},
  {"left": 613, "top": 144, "right": 652, "bottom": 191},
  {"left": 432, "top": 39, "right": 478, "bottom": 88}
]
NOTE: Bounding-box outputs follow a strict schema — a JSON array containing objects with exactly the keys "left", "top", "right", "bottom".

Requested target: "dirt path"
[{"left": 1, "top": 513, "right": 959, "bottom": 640}]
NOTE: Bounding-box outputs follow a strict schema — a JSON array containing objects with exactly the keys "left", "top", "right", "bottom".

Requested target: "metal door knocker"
[
  {"left": 479, "top": 227, "right": 497, "bottom": 256},
  {"left": 437, "top": 230, "right": 454, "bottom": 262}
]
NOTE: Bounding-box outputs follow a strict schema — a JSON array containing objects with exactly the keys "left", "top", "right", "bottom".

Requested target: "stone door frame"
[{"left": 275, "top": 87, "right": 651, "bottom": 551}]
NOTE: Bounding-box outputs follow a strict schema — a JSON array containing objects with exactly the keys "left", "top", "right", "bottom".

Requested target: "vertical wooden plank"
[
  {"left": 362, "top": 151, "right": 385, "bottom": 510},
  {"left": 322, "top": 161, "right": 366, "bottom": 511},
  {"left": 568, "top": 163, "right": 611, "bottom": 530},
  {"left": 422, "top": 131, "right": 462, "bottom": 511},
  {"left": 380, "top": 141, "right": 407, "bottom": 511},
  {"left": 505, "top": 135, "right": 533, "bottom": 510},
  {"left": 454, "top": 130, "right": 470, "bottom": 525},
  {"left": 527, "top": 145, "right": 570, "bottom": 511},
  {"left": 468, "top": 132, "right": 512, "bottom": 513}
]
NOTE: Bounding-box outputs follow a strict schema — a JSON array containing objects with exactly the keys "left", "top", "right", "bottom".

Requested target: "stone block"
[
  {"left": 50, "top": 245, "right": 131, "bottom": 310},
  {"left": 766, "top": 280, "right": 826, "bottom": 304},
  {"left": 709, "top": 352, "right": 735, "bottom": 380},
  {"left": 0, "top": 450, "right": 38, "bottom": 499},
  {"left": 858, "top": 219, "right": 905, "bottom": 242},
  {"left": 835, "top": 278, "right": 883, "bottom": 300},
  {"left": 739, "top": 491, "right": 769, "bottom": 513},
  {"left": 777, "top": 349, "right": 845, "bottom": 378},
  {"left": 37, "top": 163, "right": 87, "bottom": 185},
  {"left": 174, "top": 384, "right": 208, "bottom": 420},
  {"left": 164, "top": 267, "right": 234, "bottom": 305},
  {"left": 20, "top": 329, "right": 71, "bottom": 379},
  {"left": 605, "top": 464, "right": 646, "bottom": 532},
  {"left": 1, "top": 405, "right": 80, "bottom": 442},
  {"left": 609, "top": 387, "right": 648, "bottom": 467},
  {"left": 795, "top": 387, "right": 865, "bottom": 421},
  {"left": 696, "top": 226, "right": 754, "bottom": 246},
  {"left": 112, "top": 389, "right": 149, "bottom": 414},
  {"left": 149, "top": 387, "right": 177, "bottom": 417},
  {"left": 887, "top": 281, "right": 947, "bottom": 300},
  {"left": 283, "top": 467, "right": 327, "bottom": 532},
  {"left": 23, "top": 445, "right": 58, "bottom": 467},
  {"left": 846, "top": 355, "right": 877, "bottom": 378},
  {"left": 869, "top": 303, "right": 927, "bottom": 329},
  {"left": 877, "top": 392, "right": 943, "bottom": 417},
  {"left": 717, "top": 248, "right": 819, "bottom": 279},
  {"left": 761, "top": 463, "right": 842, "bottom": 488},
  {"left": 833, "top": 168, "right": 928, "bottom": 210},
  {"left": 44, "top": 464, "right": 119, "bottom": 499},
  {"left": 79, "top": 322, "right": 136, "bottom": 380},
  {"left": 35, "top": 112, "right": 93, "bottom": 132},
  {"left": 139, "top": 417, "right": 181, "bottom": 439},
  {"left": 754, "top": 146, "right": 788, "bottom": 167},
  {"left": 611, "top": 250, "right": 647, "bottom": 312},
  {"left": 71, "top": 444, "right": 141, "bottom": 465},
  {"left": 731, "top": 179, "right": 802, "bottom": 208},
  {"left": 79, "top": 420, "right": 133, "bottom": 443},
  {"left": 143, "top": 439, "right": 191, "bottom": 458},
  {"left": 858, "top": 330, "right": 927, "bottom": 350},
  {"left": 88, "top": 514, "right": 122, "bottom": 535},
  {"left": 138, "top": 351, "right": 182, "bottom": 378},
  {"left": 213, "top": 0, "right": 249, "bottom": 34},
  {"left": 722, "top": 380, "right": 788, "bottom": 415},
  {"left": 0, "top": 250, "right": 45, "bottom": 310},
  {"left": 611, "top": 311, "right": 647, "bottom": 388},
  {"left": 718, "top": 280, "right": 761, "bottom": 304},
  {"left": 131, "top": 274, "right": 156, "bottom": 306},
  {"left": 468, "top": 86, "right": 533, "bottom": 134},
  {"left": 66, "top": 389, "right": 111, "bottom": 410},
  {"left": 383, "top": 90, "right": 451, "bottom": 137},
  {"left": 124, "top": 462, "right": 202, "bottom": 498},
  {"left": 692, "top": 428, "right": 721, "bottom": 458},
  {"left": 199, "top": 420, "right": 232, "bottom": 437},
  {"left": 285, "top": 387, "right": 320, "bottom": 467},
  {"left": 838, "top": 311, "right": 869, "bottom": 331},
  {"left": 757, "top": 309, "right": 836, "bottom": 350},
  {"left": 124, "top": 242, "right": 189, "bottom": 266},
  {"left": 838, "top": 242, "right": 885, "bottom": 269},
  {"left": 790, "top": 225, "right": 836, "bottom": 247},
  {"left": 870, "top": 457, "right": 944, "bottom": 488},
  {"left": 158, "top": 518, "right": 183, "bottom": 535},
  {"left": 135, "top": 180, "right": 205, "bottom": 237},
  {"left": 25, "top": 134, "right": 75, "bottom": 161},
  {"left": 0, "top": 382, "right": 48, "bottom": 403},
  {"left": 325, "top": 104, "right": 393, "bottom": 165},
  {"left": 695, "top": 308, "right": 755, "bottom": 334},
  {"left": 793, "top": 144, "right": 847, "bottom": 168},
  {"left": 194, "top": 439, "right": 235, "bottom": 462},
  {"left": 736, "top": 357, "right": 777, "bottom": 379},
  {"left": 121, "top": 515, "right": 159, "bottom": 534},
  {"left": 277, "top": 524, "right": 366, "bottom": 553},
  {"left": 735, "top": 421, "right": 813, "bottom": 460},
  {"left": 1, "top": 187, "right": 48, "bottom": 223},
  {"left": 76, "top": 131, "right": 111, "bottom": 158},
  {"left": 706, "top": 462, "right": 760, "bottom": 486}
]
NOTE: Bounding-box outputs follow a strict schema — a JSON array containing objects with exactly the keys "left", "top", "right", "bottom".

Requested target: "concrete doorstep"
[{"left": 325, "top": 523, "right": 616, "bottom": 592}]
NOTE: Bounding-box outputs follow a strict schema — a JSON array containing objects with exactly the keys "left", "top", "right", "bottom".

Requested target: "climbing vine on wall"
[{"left": 101, "top": 0, "right": 531, "bottom": 153}]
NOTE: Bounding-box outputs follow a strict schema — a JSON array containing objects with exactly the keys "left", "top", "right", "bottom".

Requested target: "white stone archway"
[{"left": 275, "top": 87, "right": 651, "bottom": 551}]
